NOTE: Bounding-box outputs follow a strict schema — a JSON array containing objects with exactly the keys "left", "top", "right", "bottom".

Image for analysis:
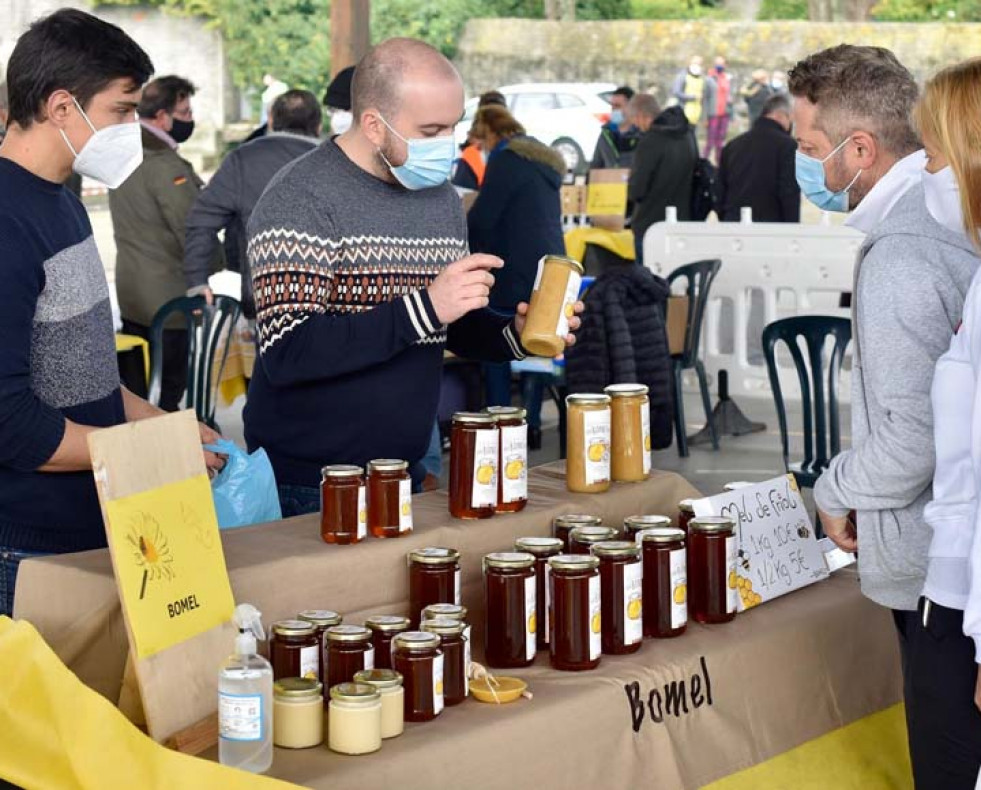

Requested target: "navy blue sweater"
[
  {"left": 244, "top": 140, "right": 525, "bottom": 488},
  {"left": 0, "top": 158, "right": 125, "bottom": 554}
]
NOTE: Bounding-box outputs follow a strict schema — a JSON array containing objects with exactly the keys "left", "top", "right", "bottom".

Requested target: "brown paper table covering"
[{"left": 13, "top": 463, "right": 698, "bottom": 706}]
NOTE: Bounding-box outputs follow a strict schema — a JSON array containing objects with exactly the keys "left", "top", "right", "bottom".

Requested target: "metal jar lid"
[
  {"left": 554, "top": 514, "right": 603, "bottom": 530},
  {"left": 570, "top": 525, "right": 618, "bottom": 544},
  {"left": 330, "top": 682, "right": 381, "bottom": 704},
  {"left": 483, "top": 551, "right": 536, "bottom": 571},
  {"left": 272, "top": 619, "right": 317, "bottom": 637},
  {"left": 590, "top": 540, "right": 641, "bottom": 559},
  {"left": 485, "top": 405, "right": 527, "bottom": 420},
  {"left": 452, "top": 411, "right": 498, "bottom": 425},
  {"left": 624, "top": 515, "right": 672, "bottom": 533},
  {"left": 420, "top": 617, "right": 467, "bottom": 637},
  {"left": 354, "top": 668, "right": 404, "bottom": 689},
  {"left": 542, "top": 253, "right": 585, "bottom": 275},
  {"left": 421, "top": 603, "right": 468, "bottom": 622},
  {"left": 515, "top": 536, "right": 564, "bottom": 556},
  {"left": 297, "top": 610, "right": 343, "bottom": 628},
  {"left": 393, "top": 631, "right": 441, "bottom": 652},
  {"left": 325, "top": 624, "right": 372, "bottom": 643},
  {"left": 565, "top": 393, "right": 611, "bottom": 407},
  {"left": 367, "top": 459, "right": 409, "bottom": 473},
  {"left": 274, "top": 677, "right": 323, "bottom": 700},
  {"left": 690, "top": 516, "right": 736, "bottom": 534},
  {"left": 604, "top": 383, "right": 649, "bottom": 398},
  {"left": 637, "top": 527, "right": 686, "bottom": 544},
  {"left": 364, "top": 615, "right": 411, "bottom": 633},
  {"left": 408, "top": 547, "right": 460, "bottom": 566},
  {"left": 320, "top": 464, "right": 364, "bottom": 479},
  {"left": 547, "top": 554, "right": 600, "bottom": 572},
  {"left": 679, "top": 498, "right": 696, "bottom": 514}
]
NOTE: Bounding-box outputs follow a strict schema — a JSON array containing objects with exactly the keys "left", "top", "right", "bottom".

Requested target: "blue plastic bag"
[{"left": 206, "top": 439, "right": 282, "bottom": 529}]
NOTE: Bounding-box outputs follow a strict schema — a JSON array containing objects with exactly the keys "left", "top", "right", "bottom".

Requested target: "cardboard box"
[
  {"left": 666, "top": 295, "right": 689, "bottom": 356},
  {"left": 586, "top": 168, "right": 629, "bottom": 231},
  {"left": 561, "top": 185, "right": 587, "bottom": 216}
]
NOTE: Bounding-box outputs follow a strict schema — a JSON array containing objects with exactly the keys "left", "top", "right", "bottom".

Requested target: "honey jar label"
[
  {"left": 471, "top": 429, "right": 500, "bottom": 509},
  {"left": 525, "top": 574, "right": 537, "bottom": 661},
  {"left": 433, "top": 652, "right": 445, "bottom": 715},
  {"left": 300, "top": 645, "right": 319, "bottom": 680},
  {"left": 555, "top": 272, "right": 582, "bottom": 339},
  {"left": 399, "top": 478, "right": 413, "bottom": 533},
  {"left": 623, "top": 561, "right": 644, "bottom": 645},
  {"left": 364, "top": 646, "right": 375, "bottom": 671},
  {"left": 455, "top": 568, "right": 462, "bottom": 606},
  {"left": 582, "top": 409, "right": 611, "bottom": 486},
  {"left": 500, "top": 424, "right": 528, "bottom": 504},
  {"left": 641, "top": 405, "right": 652, "bottom": 476},
  {"left": 219, "top": 692, "right": 263, "bottom": 742},
  {"left": 357, "top": 486, "right": 367, "bottom": 540},
  {"left": 588, "top": 574, "right": 602, "bottom": 661},
  {"left": 532, "top": 258, "right": 545, "bottom": 292},
  {"left": 544, "top": 564, "right": 552, "bottom": 644},
  {"left": 670, "top": 548, "right": 688, "bottom": 630},
  {"left": 463, "top": 626, "right": 472, "bottom": 696},
  {"left": 726, "top": 536, "right": 738, "bottom": 614}
]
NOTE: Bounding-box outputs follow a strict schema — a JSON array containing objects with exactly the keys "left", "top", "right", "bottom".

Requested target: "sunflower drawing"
[{"left": 126, "top": 512, "right": 175, "bottom": 599}]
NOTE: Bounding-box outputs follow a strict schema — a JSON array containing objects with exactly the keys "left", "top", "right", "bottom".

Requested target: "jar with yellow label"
[
  {"left": 569, "top": 525, "right": 619, "bottom": 555},
  {"left": 327, "top": 683, "right": 382, "bottom": 755},
  {"left": 449, "top": 412, "right": 499, "bottom": 519},
  {"left": 420, "top": 617, "right": 468, "bottom": 706},
  {"left": 367, "top": 459, "right": 413, "bottom": 538},
  {"left": 566, "top": 393, "right": 611, "bottom": 493},
  {"left": 392, "top": 632, "right": 444, "bottom": 723},
  {"left": 548, "top": 554, "right": 602, "bottom": 672},
  {"left": 515, "top": 536, "right": 563, "bottom": 651},
  {"left": 486, "top": 406, "right": 528, "bottom": 513},
  {"left": 592, "top": 541, "right": 643, "bottom": 655},
  {"left": 604, "top": 383, "right": 652, "bottom": 483},
  {"left": 689, "top": 517, "right": 738, "bottom": 624},
  {"left": 364, "top": 615, "right": 410, "bottom": 671},
  {"left": 623, "top": 515, "right": 672, "bottom": 544},
  {"left": 320, "top": 465, "right": 367, "bottom": 544},
  {"left": 269, "top": 620, "right": 320, "bottom": 681},
  {"left": 520, "top": 255, "right": 583, "bottom": 358},
  {"left": 273, "top": 678, "right": 324, "bottom": 749},
  {"left": 354, "top": 668, "right": 404, "bottom": 739},
  {"left": 297, "top": 610, "right": 342, "bottom": 684},
  {"left": 638, "top": 527, "right": 688, "bottom": 639},
  {"left": 483, "top": 552, "right": 537, "bottom": 669},
  {"left": 553, "top": 514, "right": 603, "bottom": 552},
  {"left": 421, "top": 603, "right": 468, "bottom": 623},
  {"left": 408, "top": 547, "right": 461, "bottom": 627},
  {"left": 324, "top": 625, "right": 375, "bottom": 691}
]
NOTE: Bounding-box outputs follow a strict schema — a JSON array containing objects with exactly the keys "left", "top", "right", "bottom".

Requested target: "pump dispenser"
[{"left": 219, "top": 603, "right": 274, "bottom": 773}]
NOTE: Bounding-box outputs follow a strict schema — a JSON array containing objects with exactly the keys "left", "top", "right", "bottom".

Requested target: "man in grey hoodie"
[{"left": 790, "top": 45, "right": 980, "bottom": 788}]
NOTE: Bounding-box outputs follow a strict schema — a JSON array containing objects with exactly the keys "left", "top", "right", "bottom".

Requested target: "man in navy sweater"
[
  {"left": 246, "top": 38, "right": 583, "bottom": 516},
  {"left": 0, "top": 9, "right": 221, "bottom": 617}
]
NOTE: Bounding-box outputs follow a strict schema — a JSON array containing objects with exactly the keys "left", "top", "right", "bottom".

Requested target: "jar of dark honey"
[
  {"left": 486, "top": 406, "right": 528, "bottom": 513},
  {"left": 421, "top": 603, "right": 468, "bottom": 623},
  {"left": 297, "top": 610, "right": 342, "bottom": 683},
  {"left": 320, "top": 465, "right": 366, "bottom": 544},
  {"left": 324, "top": 625, "right": 375, "bottom": 691},
  {"left": 392, "top": 631, "right": 444, "bottom": 722},
  {"left": 420, "top": 618, "right": 468, "bottom": 706},
  {"left": 678, "top": 499, "right": 695, "bottom": 535},
  {"left": 591, "top": 541, "right": 643, "bottom": 655},
  {"left": 269, "top": 620, "right": 320, "bottom": 681},
  {"left": 408, "top": 547, "right": 461, "bottom": 627},
  {"left": 553, "top": 514, "right": 602, "bottom": 553},
  {"left": 623, "top": 515, "right": 672, "bottom": 544},
  {"left": 689, "top": 517, "right": 738, "bottom": 624},
  {"left": 547, "top": 554, "right": 601, "bottom": 672},
  {"left": 483, "top": 552, "right": 536, "bottom": 668},
  {"left": 569, "top": 525, "right": 618, "bottom": 555},
  {"left": 364, "top": 615, "right": 410, "bottom": 671},
  {"left": 637, "top": 527, "right": 687, "bottom": 638},
  {"left": 367, "top": 459, "right": 412, "bottom": 538},
  {"left": 449, "top": 412, "right": 499, "bottom": 519},
  {"left": 514, "top": 537, "right": 563, "bottom": 651}
]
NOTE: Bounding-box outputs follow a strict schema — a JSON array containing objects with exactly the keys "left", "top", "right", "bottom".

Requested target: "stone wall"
[{"left": 456, "top": 18, "right": 981, "bottom": 102}]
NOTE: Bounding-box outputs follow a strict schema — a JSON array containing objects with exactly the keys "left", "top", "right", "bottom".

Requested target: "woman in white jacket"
[{"left": 920, "top": 58, "right": 981, "bottom": 789}]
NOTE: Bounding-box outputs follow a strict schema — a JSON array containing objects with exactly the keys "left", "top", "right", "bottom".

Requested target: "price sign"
[{"left": 692, "top": 475, "right": 829, "bottom": 611}]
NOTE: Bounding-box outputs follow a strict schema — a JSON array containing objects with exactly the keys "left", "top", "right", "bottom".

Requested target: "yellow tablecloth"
[
  {"left": 215, "top": 317, "right": 255, "bottom": 405},
  {"left": 564, "top": 226, "right": 636, "bottom": 263}
]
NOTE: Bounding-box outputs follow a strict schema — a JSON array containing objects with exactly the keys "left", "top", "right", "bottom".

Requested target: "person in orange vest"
[{"left": 452, "top": 90, "right": 506, "bottom": 190}]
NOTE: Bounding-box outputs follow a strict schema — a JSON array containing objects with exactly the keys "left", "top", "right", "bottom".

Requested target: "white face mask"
[
  {"left": 923, "top": 165, "right": 966, "bottom": 237},
  {"left": 331, "top": 110, "right": 353, "bottom": 135},
  {"left": 59, "top": 97, "right": 143, "bottom": 189}
]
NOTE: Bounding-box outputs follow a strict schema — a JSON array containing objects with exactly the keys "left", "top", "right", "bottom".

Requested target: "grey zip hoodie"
[{"left": 814, "top": 183, "right": 980, "bottom": 611}]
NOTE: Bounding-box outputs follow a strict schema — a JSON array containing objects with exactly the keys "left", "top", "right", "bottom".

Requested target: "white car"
[{"left": 456, "top": 82, "right": 617, "bottom": 175}]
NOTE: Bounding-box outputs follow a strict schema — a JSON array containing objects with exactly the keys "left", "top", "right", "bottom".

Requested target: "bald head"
[{"left": 352, "top": 37, "right": 461, "bottom": 123}]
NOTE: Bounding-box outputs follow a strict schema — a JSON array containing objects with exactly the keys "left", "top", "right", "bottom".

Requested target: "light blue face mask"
[
  {"left": 795, "top": 136, "right": 862, "bottom": 213},
  {"left": 377, "top": 114, "right": 456, "bottom": 191},
  {"left": 610, "top": 109, "right": 625, "bottom": 126}
]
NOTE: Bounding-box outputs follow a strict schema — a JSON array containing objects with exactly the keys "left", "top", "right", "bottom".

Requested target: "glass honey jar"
[
  {"left": 623, "top": 515, "right": 672, "bottom": 544},
  {"left": 566, "top": 394, "right": 611, "bottom": 493},
  {"left": 421, "top": 603, "right": 471, "bottom": 676},
  {"left": 637, "top": 527, "right": 687, "bottom": 639},
  {"left": 449, "top": 412, "right": 499, "bottom": 519},
  {"left": 269, "top": 620, "right": 320, "bottom": 681},
  {"left": 408, "top": 547, "right": 461, "bottom": 627},
  {"left": 364, "top": 615, "right": 410, "bottom": 671},
  {"left": 514, "top": 537, "right": 563, "bottom": 651},
  {"left": 678, "top": 499, "right": 695, "bottom": 535},
  {"left": 324, "top": 625, "right": 375, "bottom": 692},
  {"left": 520, "top": 254, "right": 583, "bottom": 358},
  {"left": 592, "top": 541, "right": 643, "bottom": 655},
  {"left": 604, "top": 383, "right": 652, "bottom": 483},
  {"left": 392, "top": 632, "right": 444, "bottom": 723},
  {"left": 689, "top": 517, "right": 738, "bottom": 624},
  {"left": 485, "top": 406, "right": 528, "bottom": 513},
  {"left": 320, "top": 465, "right": 366, "bottom": 544},
  {"left": 483, "top": 552, "right": 537, "bottom": 668},
  {"left": 547, "top": 554, "right": 601, "bottom": 672},
  {"left": 297, "top": 610, "right": 342, "bottom": 683},
  {"left": 553, "top": 514, "right": 602, "bottom": 553},
  {"left": 569, "top": 525, "right": 618, "bottom": 555},
  {"left": 367, "top": 459, "right": 412, "bottom": 538},
  {"left": 420, "top": 617, "right": 469, "bottom": 706}
]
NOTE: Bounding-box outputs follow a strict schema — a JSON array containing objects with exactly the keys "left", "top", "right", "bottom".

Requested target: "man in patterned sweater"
[{"left": 245, "top": 38, "right": 582, "bottom": 516}]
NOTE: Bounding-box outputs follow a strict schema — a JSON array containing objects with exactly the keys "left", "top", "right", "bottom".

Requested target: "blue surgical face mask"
[
  {"left": 610, "top": 109, "right": 625, "bottom": 126},
  {"left": 377, "top": 114, "right": 455, "bottom": 191},
  {"left": 795, "top": 136, "right": 862, "bottom": 213}
]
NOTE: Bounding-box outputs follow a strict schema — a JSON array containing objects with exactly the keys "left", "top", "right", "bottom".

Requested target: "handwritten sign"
[
  {"left": 692, "top": 475, "right": 829, "bottom": 611},
  {"left": 586, "top": 182, "right": 628, "bottom": 217}
]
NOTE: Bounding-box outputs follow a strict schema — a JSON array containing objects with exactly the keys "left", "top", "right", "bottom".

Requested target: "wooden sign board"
[
  {"left": 692, "top": 475, "right": 829, "bottom": 611},
  {"left": 89, "top": 410, "right": 237, "bottom": 744}
]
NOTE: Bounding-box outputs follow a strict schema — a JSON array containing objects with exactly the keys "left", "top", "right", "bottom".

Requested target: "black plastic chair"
[
  {"left": 762, "top": 316, "right": 851, "bottom": 489},
  {"left": 667, "top": 259, "right": 721, "bottom": 457},
  {"left": 148, "top": 295, "right": 241, "bottom": 429}
]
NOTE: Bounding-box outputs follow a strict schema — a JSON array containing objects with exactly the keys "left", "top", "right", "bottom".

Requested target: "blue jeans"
[
  {"left": 277, "top": 483, "right": 321, "bottom": 518},
  {"left": 0, "top": 548, "right": 50, "bottom": 618},
  {"left": 421, "top": 421, "right": 442, "bottom": 478},
  {"left": 483, "top": 362, "right": 546, "bottom": 429}
]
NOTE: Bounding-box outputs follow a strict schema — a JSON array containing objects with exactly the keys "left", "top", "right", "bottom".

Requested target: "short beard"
[
  {"left": 375, "top": 130, "right": 402, "bottom": 180},
  {"left": 829, "top": 154, "right": 867, "bottom": 209}
]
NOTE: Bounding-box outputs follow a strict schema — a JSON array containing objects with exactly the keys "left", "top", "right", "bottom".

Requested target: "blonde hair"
[
  {"left": 470, "top": 105, "right": 524, "bottom": 142},
  {"left": 915, "top": 58, "right": 981, "bottom": 250}
]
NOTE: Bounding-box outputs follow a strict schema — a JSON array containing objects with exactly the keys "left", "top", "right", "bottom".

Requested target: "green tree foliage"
[
  {"left": 756, "top": 0, "right": 808, "bottom": 18},
  {"left": 870, "top": 0, "right": 981, "bottom": 20}
]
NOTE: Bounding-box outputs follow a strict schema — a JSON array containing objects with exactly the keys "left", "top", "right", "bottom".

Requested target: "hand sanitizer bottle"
[{"left": 219, "top": 603, "right": 273, "bottom": 773}]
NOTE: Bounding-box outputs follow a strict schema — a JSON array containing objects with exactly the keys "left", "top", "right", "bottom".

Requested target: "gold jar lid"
[
  {"left": 591, "top": 540, "right": 641, "bottom": 559},
  {"left": 297, "top": 609, "right": 342, "bottom": 628},
  {"left": 330, "top": 682, "right": 381, "bottom": 704},
  {"left": 421, "top": 603, "right": 468, "bottom": 622},
  {"left": 570, "top": 525, "right": 618, "bottom": 544},
  {"left": 452, "top": 411, "right": 498, "bottom": 425},
  {"left": 554, "top": 514, "right": 602, "bottom": 529},
  {"left": 724, "top": 481, "right": 753, "bottom": 491},
  {"left": 325, "top": 624, "right": 372, "bottom": 643},
  {"left": 274, "top": 677, "right": 323, "bottom": 699},
  {"left": 320, "top": 464, "right": 364, "bottom": 479},
  {"left": 272, "top": 619, "right": 317, "bottom": 637},
  {"left": 637, "top": 527, "right": 686, "bottom": 544},
  {"left": 408, "top": 547, "right": 460, "bottom": 566},
  {"left": 565, "top": 393, "right": 611, "bottom": 406},
  {"left": 420, "top": 617, "right": 467, "bottom": 636},
  {"left": 690, "top": 516, "right": 736, "bottom": 534},
  {"left": 515, "top": 536, "right": 564, "bottom": 556},
  {"left": 679, "top": 499, "right": 696, "bottom": 514},
  {"left": 364, "top": 615, "right": 411, "bottom": 632},
  {"left": 604, "top": 383, "right": 650, "bottom": 398},
  {"left": 393, "top": 631, "right": 441, "bottom": 652},
  {"left": 624, "top": 515, "right": 672, "bottom": 533},
  {"left": 484, "top": 551, "right": 535, "bottom": 570},
  {"left": 548, "top": 554, "right": 600, "bottom": 572},
  {"left": 485, "top": 405, "right": 527, "bottom": 420},
  {"left": 354, "top": 668, "right": 404, "bottom": 689},
  {"left": 541, "top": 253, "right": 585, "bottom": 275},
  {"left": 367, "top": 458, "right": 408, "bottom": 473}
]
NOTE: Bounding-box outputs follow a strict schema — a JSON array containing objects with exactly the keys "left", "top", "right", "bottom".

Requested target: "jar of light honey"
[
  {"left": 449, "top": 412, "right": 499, "bottom": 519},
  {"left": 604, "top": 383, "right": 651, "bottom": 483},
  {"left": 566, "top": 393, "right": 611, "bottom": 494},
  {"left": 520, "top": 255, "right": 583, "bottom": 358}
]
